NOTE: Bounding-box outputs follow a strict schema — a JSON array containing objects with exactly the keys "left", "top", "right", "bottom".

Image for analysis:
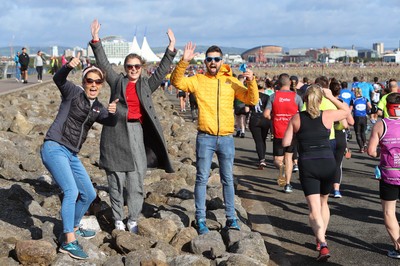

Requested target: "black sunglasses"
[
  {"left": 85, "top": 78, "right": 103, "bottom": 85},
  {"left": 126, "top": 64, "right": 142, "bottom": 70},
  {"left": 205, "top": 57, "right": 222, "bottom": 63}
]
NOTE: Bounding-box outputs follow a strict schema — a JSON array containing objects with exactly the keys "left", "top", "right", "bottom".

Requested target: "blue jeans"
[
  {"left": 195, "top": 132, "right": 236, "bottom": 220},
  {"left": 40, "top": 140, "right": 96, "bottom": 233}
]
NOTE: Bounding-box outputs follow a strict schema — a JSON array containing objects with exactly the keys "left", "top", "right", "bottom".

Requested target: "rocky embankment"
[{"left": 0, "top": 72, "right": 269, "bottom": 265}]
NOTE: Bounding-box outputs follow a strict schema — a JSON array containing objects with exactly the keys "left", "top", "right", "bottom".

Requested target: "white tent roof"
[
  {"left": 130, "top": 35, "right": 141, "bottom": 55},
  {"left": 141, "top": 36, "right": 160, "bottom": 62}
]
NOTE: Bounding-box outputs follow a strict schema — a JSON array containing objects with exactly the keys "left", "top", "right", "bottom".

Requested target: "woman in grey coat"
[{"left": 90, "top": 19, "right": 176, "bottom": 232}]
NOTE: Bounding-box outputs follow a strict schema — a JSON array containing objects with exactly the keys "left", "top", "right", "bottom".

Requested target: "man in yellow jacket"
[{"left": 171, "top": 43, "right": 258, "bottom": 234}]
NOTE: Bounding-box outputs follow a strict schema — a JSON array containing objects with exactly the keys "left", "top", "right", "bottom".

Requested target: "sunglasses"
[
  {"left": 85, "top": 78, "right": 103, "bottom": 85},
  {"left": 205, "top": 57, "right": 222, "bottom": 63},
  {"left": 126, "top": 64, "right": 142, "bottom": 70}
]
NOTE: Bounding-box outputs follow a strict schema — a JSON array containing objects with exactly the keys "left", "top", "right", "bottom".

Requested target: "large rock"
[
  {"left": 113, "top": 230, "right": 154, "bottom": 254},
  {"left": 124, "top": 248, "right": 167, "bottom": 266},
  {"left": 168, "top": 254, "right": 211, "bottom": 266},
  {"left": 170, "top": 227, "right": 198, "bottom": 252},
  {"left": 228, "top": 232, "right": 270, "bottom": 265},
  {"left": 15, "top": 239, "right": 57, "bottom": 265},
  {"left": 9, "top": 112, "right": 34, "bottom": 135},
  {"left": 138, "top": 218, "right": 178, "bottom": 243},
  {"left": 191, "top": 231, "right": 226, "bottom": 259}
]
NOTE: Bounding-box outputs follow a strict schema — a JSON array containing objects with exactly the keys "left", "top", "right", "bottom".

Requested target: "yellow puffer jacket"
[{"left": 171, "top": 60, "right": 259, "bottom": 136}]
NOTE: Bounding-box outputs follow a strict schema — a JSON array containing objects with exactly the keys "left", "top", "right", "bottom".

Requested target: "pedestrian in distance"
[
  {"left": 50, "top": 56, "right": 59, "bottom": 75},
  {"left": 14, "top": 52, "right": 21, "bottom": 82},
  {"left": 89, "top": 19, "right": 176, "bottom": 233},
  {"left": 368, "top": 92, "right": 400, "bottom": 259},
  {"left": 34, "top": 50, "right": 45, "bottom": 83},
  {"left": 283, "top": 84, "right": 350, "bottom": 262},
  {"left": 171, "top": 42, "right": 259, "bottom": 235},
  {"left": 19, "top": 47, "right": 30, "bottom": 83},
  {"left": 40, "top": 52, "right": 118, "bottom": 260}
]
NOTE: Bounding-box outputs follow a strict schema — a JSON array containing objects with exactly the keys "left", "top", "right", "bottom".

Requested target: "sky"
[{"left": 1, "top": 0, "right": 399, "bottom": 52}]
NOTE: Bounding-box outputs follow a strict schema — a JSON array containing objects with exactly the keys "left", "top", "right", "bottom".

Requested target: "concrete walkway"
[{"left": 0, "top": 74, "right": 53, "bottom": 96}]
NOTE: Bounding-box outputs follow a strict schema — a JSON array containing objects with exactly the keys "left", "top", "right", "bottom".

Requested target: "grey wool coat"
[{"left": 90, "top": 40, "right": 176, "bottom": 173}]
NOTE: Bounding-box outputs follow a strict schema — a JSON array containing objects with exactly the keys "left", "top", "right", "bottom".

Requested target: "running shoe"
[
  {"left": 333, "top": 190, "right": 342, "bottom": 198},
  {"left": 115, "top": 220, "right": 126, "bottom": 231},
  {"left": 293, "top": 164, "right": 299, "bottom": 172},
  {"left": 388, "top": 249, "right": 400, "bottom": 259},
  {"left": 240, "top": 132, "right": 245, "bottom": 138},
  {"left": 258, "top": 159, "right": 267, "bottom": 169},
  {"left": 75, "top": 228, "right": 96, "bottom": 239},
  {"left": 284, "top": 184, "right": 293, "bottom": 193},
  {"left": 317, "top": 246, "right": 330, "bottom": 262},
  {"left": 127, "top": 220, "right": 138, "bottom": 234},
  {"left": 59, "top": 240, "right": 88, "bottom": 260},
  {"left": 225, "top": 218, "right": 241, "bottom": 230},
  {"left": 196, "top": 219, "right": 209, "bottom": 235},
  {"left": 235, "top": 130, "right": 241, "bottom": 138}
]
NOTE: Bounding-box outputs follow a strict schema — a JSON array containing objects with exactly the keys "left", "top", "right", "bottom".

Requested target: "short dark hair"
[
  {"left": 341, "top": 81, "right": 348, "bottom": 89},
  {"left": 329, "top": 81, "right": 341, "bottom": 97},
  {"left": 205, "top": 45, "right": 223, "bottom": 56},
  {"left": 315, "top": 76, "right": 329, "bottom": 88},
  {"left": 373, "top": 77, "right": 379, "bottom": 83},
  {"left": 278, "top": 73, "right": 290, "bottom": 87},
  {"left": 387, "top": 92, "right": 400, "bottom": 104}
]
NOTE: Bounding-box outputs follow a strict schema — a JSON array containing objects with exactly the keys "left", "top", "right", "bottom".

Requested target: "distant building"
[
  {"left": 383, "top": 52, "right": 400, "bottom": 63},
  {"left": 52, "top": 46, "right": 58, "bottom": 57},
  {"left": 288, "top": 48, "right": 309, "bottom": 56},
  {"left": 328, "top": 48, "right": 358, "bottom": 60},
  {"left": 373, "top": 42, "right": 384, "bottom": 57},
  {"left": 241, "top": 45, "right": 283, "bottom": 63},
  {"left": 87, "top": 35, "right": 130, "bottom": 65},
  {"left": 224, "top": 54, "right": 244, "bottom": 64},
  {"left": 358, "top": 49, "right": 378, "bottom": 59}
]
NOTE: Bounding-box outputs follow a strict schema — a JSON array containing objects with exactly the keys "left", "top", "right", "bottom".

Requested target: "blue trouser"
[
  {"left": 41, "top": 140, "right": 96, "bottom": 233},
  {"left": 195, "top": 132, "right": 236, "bottom": 220}
]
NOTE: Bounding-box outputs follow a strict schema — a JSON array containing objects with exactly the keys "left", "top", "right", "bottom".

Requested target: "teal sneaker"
[
  {"left": 196, "top": 219, "right": 209, "bottom": 235},
  {"left": 75, "top": 228, "right": 96, "bottom": 239},
  {"left": 59, "top": 240, "right": 88, "bottom": 260},
  {"left": 225, "top": 218, "right": 240, "bottom": 230}
]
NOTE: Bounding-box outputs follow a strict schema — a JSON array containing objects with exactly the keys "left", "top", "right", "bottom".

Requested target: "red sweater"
[{"left": 126, "top": 82, "right": 142, "bottom": 122}]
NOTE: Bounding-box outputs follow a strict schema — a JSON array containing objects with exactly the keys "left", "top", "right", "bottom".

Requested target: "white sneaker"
[
  {"left": 114, "top": 220, "right": 126, "bottom": 231},
  {"left": 127, "top": 220, "right": 138, "bottom": 234}
]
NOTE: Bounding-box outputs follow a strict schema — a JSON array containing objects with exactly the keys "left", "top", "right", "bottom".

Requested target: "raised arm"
[
  {"left": 322, "top": 88, "right": 350, "bottom": 128},
  {"left": 53, "top": 52, "right": 82, "bottom": 99},
  {"left": 148, "top": 29, "right": 177, "bottom": 91},
  {"left": 89, "top": 19, "right": 119, "bottom": 84},
  {"left": 170, "top": 42, "right": 198, "bottom": 93}
]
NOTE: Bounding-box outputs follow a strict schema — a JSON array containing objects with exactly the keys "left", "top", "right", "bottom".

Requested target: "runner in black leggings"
[
  {"left": 350, "top": 88, "right": 371, "bottom": 153},
  {"left": 283, "top": 85, "right": 350, "bottom": 262},
  {"left": 249, "top": 83, "right": 271, "bottom": 168},
  {"left": 329, "top": 81, "right": 354, "bottom": 198}
]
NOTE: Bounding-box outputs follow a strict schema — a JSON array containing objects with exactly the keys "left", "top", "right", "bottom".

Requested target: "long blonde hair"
[{"left": 304, "top": 84, "right": 323, "bottom": 119}]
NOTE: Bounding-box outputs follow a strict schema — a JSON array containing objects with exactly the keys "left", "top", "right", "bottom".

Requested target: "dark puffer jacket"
[{"left": 44, "top": 65, "right": 117, "bottom": 153}]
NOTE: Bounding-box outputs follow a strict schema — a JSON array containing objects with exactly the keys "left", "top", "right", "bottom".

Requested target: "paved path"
[
  {"left": 166, "top": 93, "right": 398, "bottom": 265},
  {"left": 0, "top": 74, "right": 53, "bottom": 96},
  {"left": 233, "top": 126, "right": 399, "bottom": 265}
]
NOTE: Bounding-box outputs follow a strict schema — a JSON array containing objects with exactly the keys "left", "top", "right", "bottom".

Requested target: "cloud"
[{"left": 0, "top": 0, "right": 399, "bottom": 52}]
